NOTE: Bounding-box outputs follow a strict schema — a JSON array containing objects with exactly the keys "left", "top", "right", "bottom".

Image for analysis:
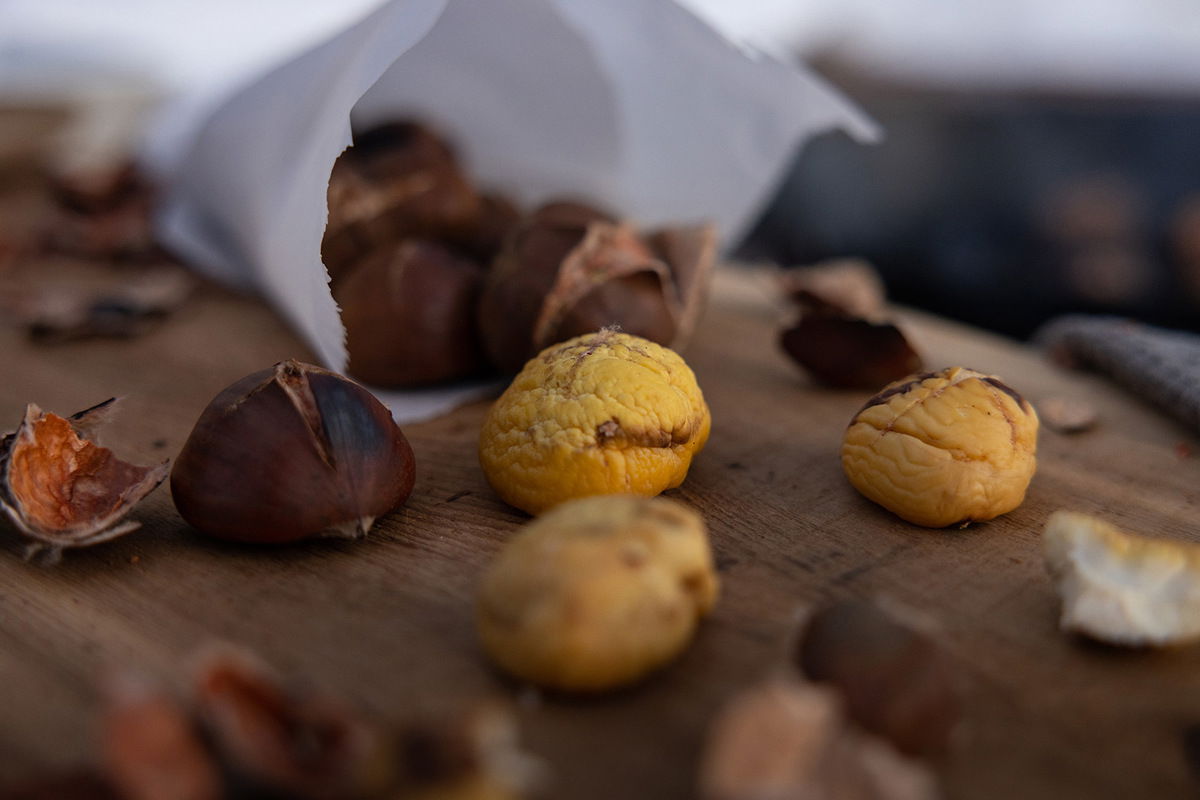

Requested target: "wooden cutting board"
[{"left": 1, "top": 257, "right": 1199, "bottom": 796}]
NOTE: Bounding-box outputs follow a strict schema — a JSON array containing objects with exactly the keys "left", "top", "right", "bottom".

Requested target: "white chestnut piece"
[{"left": 170, "top": 361, "right": 415, "bottom": 544}]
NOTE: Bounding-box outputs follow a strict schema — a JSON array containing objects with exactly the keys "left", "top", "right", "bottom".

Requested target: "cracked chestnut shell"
[
  {"left": 335, "top": 239, "right": 486, "bottom": 388},
  {"left": 170, "top": 361, "right": 415, "bottom": 543},
  {"left": 0, "top": 398, "right": 168, "bottom": 560},
  {"left": 477, "top": 201, "right": 716, "bottom": 374}
]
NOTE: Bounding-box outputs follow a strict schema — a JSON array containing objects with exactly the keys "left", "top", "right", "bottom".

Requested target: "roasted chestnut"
[
  {"left": 170, "top": 361, "right": 415, "bottom": 543},
  {"left": 321, "top": 122, "right": 481, "bottom": 284},
  {"left": 335, "top": 239, "right": 486, "bottom": 388},
  {"left": 477, "top": 200, "right": 716, "bottom": 373}
]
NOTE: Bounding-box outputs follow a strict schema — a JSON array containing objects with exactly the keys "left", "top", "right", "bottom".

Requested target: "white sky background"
[
  {"left": 2, "top": 0, "right": 1199, "bottom": 98},
  {"left": 682, "top": 0, "right": 1200, "bottom": 95}
]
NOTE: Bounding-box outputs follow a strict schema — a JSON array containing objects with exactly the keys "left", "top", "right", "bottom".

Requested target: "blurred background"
[
  {"left": 687, "top": 0, "right": 1200, "bottom": 338},
  {"left": 3, "top": 0, "right": 1199, "bottom": 340}
]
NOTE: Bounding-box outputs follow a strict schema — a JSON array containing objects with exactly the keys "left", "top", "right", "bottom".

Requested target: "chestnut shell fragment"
[
  {"left": 780, "top": 315, "right": 923, "bottom": 390},
  {"left": 0, "top": 398, "right": 168, "bottom": 559},
  {"left": 170, "top": 361, "right": 415, "bottom": 544}
]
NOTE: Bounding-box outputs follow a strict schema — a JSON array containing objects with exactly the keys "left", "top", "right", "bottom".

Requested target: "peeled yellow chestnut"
[
  {"left": 335, "top": 239, "right": 485, "bottom": 387},
  {"left": 170, "top": 361, "right": 415, "bottom": 543},
  {"left": 477, "top": 200, "right": 716, "bottom": 374}
]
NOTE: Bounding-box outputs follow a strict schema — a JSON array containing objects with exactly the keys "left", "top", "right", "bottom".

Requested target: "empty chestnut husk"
[
  {"left": 477, "top": 200, "right": 716, "bottom": 373},
  {"left": 335, "top": 239, "right": 486, "bottom": 388},
  {"left": 170, "top": 361, "right": 415, "bottom": 543},
  {"left": 779, "top": 271, "right": 922, "bottom": 389},
  {"left": 0, "top": 397, "right": 168, "bottom": 560}
]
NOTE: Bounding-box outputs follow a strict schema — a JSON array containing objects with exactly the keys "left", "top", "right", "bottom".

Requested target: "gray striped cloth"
[{"left": 1036, "top": 315, "right": 1200, "bottom": 434}]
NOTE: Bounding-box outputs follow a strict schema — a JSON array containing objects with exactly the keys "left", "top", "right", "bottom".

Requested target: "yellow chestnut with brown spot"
[
  {"left": 476, "top": 495, "right": 718, "bottom": 692},
  {"left": 842, "top": 367, "right": 1038, "bottom": 527},
  {"left": 479, "top": 329, "right": 710, "bottom": 516}
]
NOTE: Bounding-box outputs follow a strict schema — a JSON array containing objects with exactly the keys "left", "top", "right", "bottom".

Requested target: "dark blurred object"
[
  {"left": 44, "top": 161, "right": 163, "bottom": 262},
  {"left": 1037, "top": 315, "right": 1200, "bottom": 435},
  {"left": 741, "top": 71, "right": 1200, "bottom": 339},
  {"left": 0, "top": 771, "right": 117, "bottom": 800},
  {"left": 2, "top": 267, "right": 195, "bottom": 343},
  {"left": 778, "top": 262, "right": 922, "bottom": 390}
]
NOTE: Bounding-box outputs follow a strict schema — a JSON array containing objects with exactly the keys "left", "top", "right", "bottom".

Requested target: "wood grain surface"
[{"left": 3, "top": 127, "right": 1200, "bottom": 800}]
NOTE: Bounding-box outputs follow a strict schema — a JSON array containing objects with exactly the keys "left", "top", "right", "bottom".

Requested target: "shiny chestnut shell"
[
  {"left": 170, "top": 361, "right": 415, "bottom": 543},
  {"left": 477, "top": 201, "right": 679, "bottom": 374},
  {"left": 335, "top": 239, "right": 485, "bottom": 388}
]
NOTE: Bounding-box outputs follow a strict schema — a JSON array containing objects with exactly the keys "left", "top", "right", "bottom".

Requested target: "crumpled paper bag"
[{"left": 148, "top": 0, "right": 877, "bottom": 422}]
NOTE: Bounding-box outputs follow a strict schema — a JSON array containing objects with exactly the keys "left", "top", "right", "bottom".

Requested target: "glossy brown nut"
[
  {"left": 100, "top": 675, "right": 222, "bottom": 800},
  {"left": 445, "top": 191, "right": 522, "bottom": 263},
  {"left": 170, "top": 361, "right": 415, "bottom": 543},
  {"left": 321, "top": 122, "right": 481, "bottom": 284},
  {"left": 336, "top": 239, "right": 486, "bottom": 387},
  {"left": 795, "top": 601, "right": 963, "bottom": 758},
  {"left": 477, "top": 201, "right": 680, "bottom": 373}
]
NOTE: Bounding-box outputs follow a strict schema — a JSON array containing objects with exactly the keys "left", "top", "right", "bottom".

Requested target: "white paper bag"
[{"left": 149, "top": 0, "right": 877, "bottom": 423}]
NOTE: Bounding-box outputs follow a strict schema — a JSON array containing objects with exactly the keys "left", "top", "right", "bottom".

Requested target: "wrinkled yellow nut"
[
  {"left": 1043, "top": 510, "right": 1200, "bottom": 646},
  {"left": 478, "top": 329, "right": 710, "bottom": 515},
  {"left": 842, "top": 367, "right": 1038, "bottom": 527},
  {"left": 476, "top": 495, "right": 718, "bottom": 692}
]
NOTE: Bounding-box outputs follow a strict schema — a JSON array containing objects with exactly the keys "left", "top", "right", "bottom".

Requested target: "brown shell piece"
[
  {"left": 0, "top": 398, "right": 168, "bottom": 559},
  {"left": 101, "top": 674, "right": 222, "bottom": 800},
  {"left": 193, "top": 648, "right": 383, "bottom": 800},
  {"left": 780, "top": 259, "right": 887, "bottom": 320},
  {"left": 532, "top": 222, "right": 677, "bottom": 351},
  {"left": 647, "top": 223, "right": 718, "bottom": 347},
  {"left": 781, "top": 315, "right": 923, "bottom": 390}
]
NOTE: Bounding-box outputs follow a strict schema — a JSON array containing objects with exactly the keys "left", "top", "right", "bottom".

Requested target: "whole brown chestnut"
[
  {"left": 321, "top": 122, "right": 481, "bottom": 285},
  {"left": 334, "top": 239, "right": 486, "bottom": 387},
  {"left": 477, "top": 200, "right": 716, "bottom": 374},
  {"left": 170, "top": 361, "right": 415, "bottom": 543}
]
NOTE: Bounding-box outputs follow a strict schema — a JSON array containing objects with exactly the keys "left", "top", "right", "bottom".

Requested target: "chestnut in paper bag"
[
  {"left": 477, "top": 201, "right": 717, "bottom": 374},
  {"left": 334, "top": 239, "right": 486, "bottom": 388},
  {"left": 321, "top": 122, "right": 482, "bottom": 284}
]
